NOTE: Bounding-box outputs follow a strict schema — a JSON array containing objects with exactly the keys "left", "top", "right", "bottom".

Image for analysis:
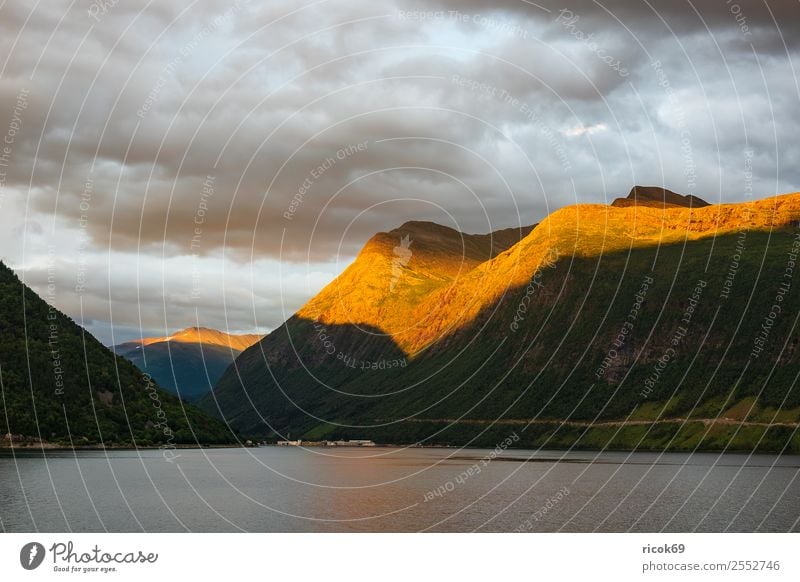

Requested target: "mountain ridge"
[
  {"left": 200, "top": 188, "right": 800, "bottom": 452},
  {"left": 0, "top": 262, "right": 234, "bottom": 446},
  {"left": 611, "top": 185, "right": 710, "bottom": 208},
  {"left": 113, "top": 327, "right": 263, "bottom": 401},
  {"left": 116, "top": 326, "right": 262, "bottom": 352}
]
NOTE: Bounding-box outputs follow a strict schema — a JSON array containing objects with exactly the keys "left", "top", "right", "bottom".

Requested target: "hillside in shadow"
[{"left": 201, "top": 220, "right": 800, "bottom": 451}]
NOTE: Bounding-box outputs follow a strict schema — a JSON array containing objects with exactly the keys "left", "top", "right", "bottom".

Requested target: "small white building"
[{"left": 350, "top": 440, "right": 376, "bottom": 447}]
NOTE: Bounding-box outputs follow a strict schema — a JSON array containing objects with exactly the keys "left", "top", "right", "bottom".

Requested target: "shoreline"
[
  {"left": 1, "top": 442, "right": 798, "bottom": 455},
  {"left": 0, "top": 442, "right": 240, "bottom": 451}
]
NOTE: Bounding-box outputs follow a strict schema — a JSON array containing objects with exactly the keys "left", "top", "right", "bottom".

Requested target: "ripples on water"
[{"left": 1, "top": 447, "right": 798, "bottom": 532}]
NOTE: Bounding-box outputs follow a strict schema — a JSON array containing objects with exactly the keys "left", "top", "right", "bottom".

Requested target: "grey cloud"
[
  {"left": 1, "top": 0, "right": 798, "bottom": 334},
  {"left": 416, "top": 0, "right": 800, "bottom": 50},
  {"left": 15, "top": 250, "right": 329, "bottom": 345}
]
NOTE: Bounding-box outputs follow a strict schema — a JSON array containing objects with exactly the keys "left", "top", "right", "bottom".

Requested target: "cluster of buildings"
[{"left": 274, "top": 439, "right": 376, "bottom": 447}]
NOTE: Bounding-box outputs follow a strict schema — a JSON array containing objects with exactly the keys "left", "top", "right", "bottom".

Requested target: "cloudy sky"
[{"left": 0, "top": 0, "right": 797, "bottom": 344}]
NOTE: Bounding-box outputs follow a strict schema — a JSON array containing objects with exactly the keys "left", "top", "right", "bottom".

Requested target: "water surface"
[{"left": 1, "top": 447, "right": 798, "bottom": 532}]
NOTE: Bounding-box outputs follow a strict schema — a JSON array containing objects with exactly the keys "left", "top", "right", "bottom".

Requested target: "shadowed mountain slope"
[
  {"left": 0, "top": 264, "right": 234, "bottom": 446},
  {"left": 113, "top": 327, "right": 263, "bottom": 401},
  {"left": 201, "top": 190, "right": 800, "bottom": 452}
]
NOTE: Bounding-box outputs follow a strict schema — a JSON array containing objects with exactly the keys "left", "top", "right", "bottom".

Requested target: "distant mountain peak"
[
  {"left": 121, "top": 327, "right": 263, "bottom": 352},
  {"left": 178, "top": 325, "right": 213, "bottom": 333},
  {"left": 611, "top": 185, "right": 710, "bottom": 208},
  {"left": 394, "top": 220, "right": 449, "bottom": 231},
  {"left": 112, "top": 327, "right": 265, "bottom": 401},
  {"left": 0, "top": 261, "right": 232, "bottom": 443}
]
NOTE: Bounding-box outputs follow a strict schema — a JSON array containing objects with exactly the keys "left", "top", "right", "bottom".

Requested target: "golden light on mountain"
[
  {"left": 296, "top": 191, "right": 800, "bottom": 357},
  {"left": 129, "top": 327, "right": 263, "bottom": 352}
]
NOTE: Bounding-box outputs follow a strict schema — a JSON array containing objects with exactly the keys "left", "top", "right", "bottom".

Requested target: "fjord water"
[{"left": 1, "top": 448, "right": 798, "bottom": 532}]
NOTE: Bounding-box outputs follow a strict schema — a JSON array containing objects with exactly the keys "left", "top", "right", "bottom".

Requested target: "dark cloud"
[
  {"left": 417, "top": 0, "right": 800, "bottom": 50},
  {"left": 0, "top": 0, "right": 797, "bottom": 334}
]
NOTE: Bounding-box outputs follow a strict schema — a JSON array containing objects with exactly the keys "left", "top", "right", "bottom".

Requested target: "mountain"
[
  {"left": 294, "top": 220, "right": 536, "bottom": 355},
  {"left": 200, "top": 189, "right": 800, "bottom": 453},
  {"left": 113, "top": 327, "right": 262, "bottom": 401},
  {"left": 611, "top": 185, "right": 710, "bottom": 208},
  {"left": 0, "top": 263, "right": 235, "bottom": 447},
  {"left": 117, "top": 327, "right": 262, "bottom": 351}
]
